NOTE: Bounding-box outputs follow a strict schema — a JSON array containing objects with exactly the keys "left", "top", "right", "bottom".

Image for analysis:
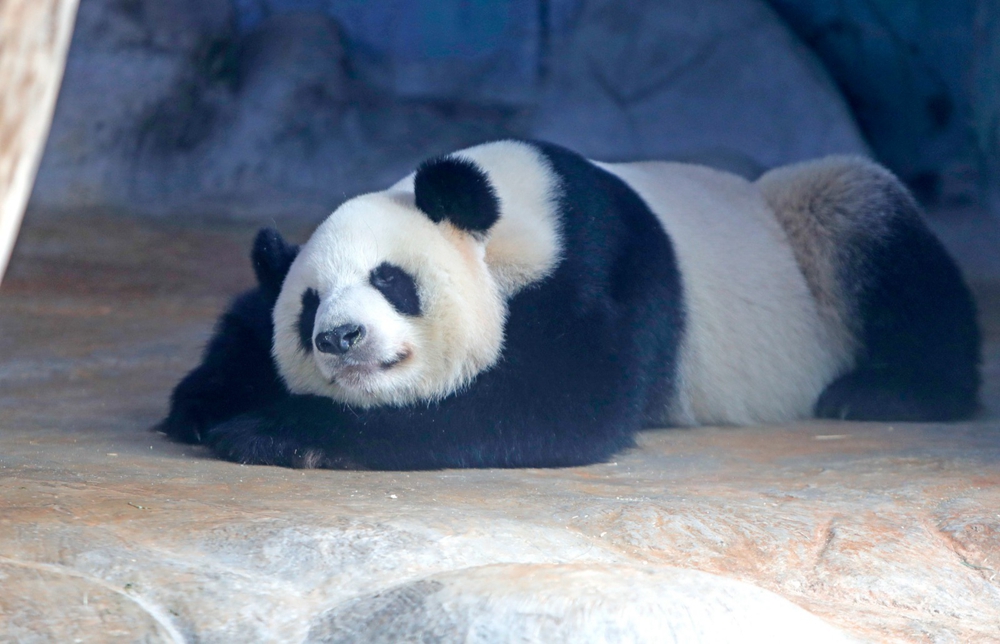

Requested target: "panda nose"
[{"left": 315, "top": 324, "right": 366, "bottom": 354}]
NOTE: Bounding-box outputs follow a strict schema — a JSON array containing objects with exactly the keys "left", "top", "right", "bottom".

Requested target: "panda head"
[{"left": 273, "top": 152, "right": 535, "bottom": 408}]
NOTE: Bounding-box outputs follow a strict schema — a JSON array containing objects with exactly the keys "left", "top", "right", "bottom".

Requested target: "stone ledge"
[{"left": 1, "top": 212, "right": 998, "bottom": 642}]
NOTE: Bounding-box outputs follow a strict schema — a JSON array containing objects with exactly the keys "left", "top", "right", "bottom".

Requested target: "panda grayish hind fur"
[{"left": 158, "top": 140, "right": 981, "bottom": 470}]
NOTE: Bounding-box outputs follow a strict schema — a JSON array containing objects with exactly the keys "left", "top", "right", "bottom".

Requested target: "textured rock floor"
[{"left": 1, "top": 212, "right": 999, "bottom": 643}]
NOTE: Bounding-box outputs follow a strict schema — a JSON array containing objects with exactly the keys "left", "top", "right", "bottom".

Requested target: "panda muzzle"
[{"left": 315, "top": 324, "right": 366, "bottom": 355}]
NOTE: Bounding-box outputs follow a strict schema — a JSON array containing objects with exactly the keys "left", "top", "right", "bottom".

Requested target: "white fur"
[
  {"left": 273, "top": 142, "right": 562, "bottom": 407},
  {"left": 273, "top": 193, "right": 506, "bottom": 407},
  {"left": 597, "top": 161, "right": 853, "bottom": 426}
]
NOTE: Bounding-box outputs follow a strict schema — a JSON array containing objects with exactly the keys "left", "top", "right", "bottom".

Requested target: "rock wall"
[
  {"left": 768, "top": 0, "right": 1000, "bottom": 209},
  {"left": 28, "top": 0, "right": 868, "bottom": 219},
  {"left": 973, "top": 2, "right": 1000, "bottom": 213},
  {"left": 531, "top": 0, "right": 866, "bottom": 169}
]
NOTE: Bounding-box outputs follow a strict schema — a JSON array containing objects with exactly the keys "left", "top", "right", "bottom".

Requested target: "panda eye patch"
[
  {"left": 370, "top": 262, "right": 421, "bottom": 316},
  {"left": 298, "top": 288, "right": 320, "bottom": 352}
]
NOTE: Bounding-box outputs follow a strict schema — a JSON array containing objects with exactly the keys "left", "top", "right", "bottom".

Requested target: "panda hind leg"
[
  {"left": 814, "top": 197, "right": 980, "bottom": 423},
  {"left": 814, "top": 369, "right": 976, "bottom": 422},
  {"left": 157, "top": 288, "right": 286, "bottom": 444},
  {"left": 761, "top": 154, "right": 980, "bottom": 423}
]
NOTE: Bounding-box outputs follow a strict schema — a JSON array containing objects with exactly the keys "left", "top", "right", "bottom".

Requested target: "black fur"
[
  {"left": 251, "top": 227, "right": 298, "bottom": 299},
  {"left": 414, "top": 157, "right": 501, "bottom": 234},
  {"left": 370, "top": 262, "right": 421, "bottom": 316},
  {"left": 157, "top": 229, "right": 296, "bottom": 444},
  {"left": 814, "top": 186, "right": 980, "bottom": 421}
]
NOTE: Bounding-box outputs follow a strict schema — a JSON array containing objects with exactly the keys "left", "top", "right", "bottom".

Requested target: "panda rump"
[{"left": 158, "top": 140, "right": 980, "bottom": 469}]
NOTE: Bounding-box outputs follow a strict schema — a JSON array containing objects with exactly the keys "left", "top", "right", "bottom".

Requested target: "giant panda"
[{"left": 159, "top": 140, "right": 981, "bottom": 469}]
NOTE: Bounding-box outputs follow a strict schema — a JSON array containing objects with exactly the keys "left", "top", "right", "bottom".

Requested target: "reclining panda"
[{"left": 159, "top": 140, "right": 980, "bottom": 469}]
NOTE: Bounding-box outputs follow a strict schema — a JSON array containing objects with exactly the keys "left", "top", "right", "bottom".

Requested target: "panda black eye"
[
  {"left": 297, "top": 288, "right": 320, "bottom": 353},
  {"left": 369, "top": 262, "right": 421, "bottom": 317}
]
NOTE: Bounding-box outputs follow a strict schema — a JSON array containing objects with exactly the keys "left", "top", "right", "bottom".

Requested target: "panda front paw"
[
  {"left": 156, "top": 395, "right": 212, "bottom": 444},
  {"left": 206, "top": 411, "right": 356, "bottom": 469}
]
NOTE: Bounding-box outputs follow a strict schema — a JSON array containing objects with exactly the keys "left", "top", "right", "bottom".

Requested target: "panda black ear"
[
  {"left": 414, "top": 157, "right": 500, "bottom": 234},
  {"left": 251, "top": 227, "right": 298, "bottom": 296}
]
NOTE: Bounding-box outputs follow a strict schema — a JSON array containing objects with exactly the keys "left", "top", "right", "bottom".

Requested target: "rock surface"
[
  {"left": 2, "top": 212, "right": 999, "bottom": 642},
  {"left": 28, "top": 0, "right": 867, "bottom": 218},
  {"left": 767, "top": 0, "right": 977, "bottom": 195},
  {"left": 234, "top": 0, "right": 545, "bottom": 106},
  {"left": 530, "top": 0, "right": 868, "bottom": 168},
  {"left": 972, "top": 2, "right": 1000, "bottom": 214},
  {"left": 768, "top": 0, "right": 1000, "bottom": 210}
]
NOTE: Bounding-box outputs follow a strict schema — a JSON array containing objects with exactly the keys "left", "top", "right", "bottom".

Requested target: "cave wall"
[{"left": 29, "top": 0, "right": 870, "bottom": 219}]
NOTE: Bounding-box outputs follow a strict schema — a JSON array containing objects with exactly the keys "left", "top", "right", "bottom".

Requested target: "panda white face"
[{"left": 272, "top": 191, "right": 507, "bottom": 407}]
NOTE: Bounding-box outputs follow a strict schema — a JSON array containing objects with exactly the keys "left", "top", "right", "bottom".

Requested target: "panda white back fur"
[
  {"left": 159, "top": 140, "right": 980, "bottom": 469},
  {"left": 598, "top": 160, "right": 851, "bottom": 426}
]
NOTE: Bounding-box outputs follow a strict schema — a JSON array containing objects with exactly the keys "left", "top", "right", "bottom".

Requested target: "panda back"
[{"left": 598, "top": 161, "right": 852, "bottom": 426}]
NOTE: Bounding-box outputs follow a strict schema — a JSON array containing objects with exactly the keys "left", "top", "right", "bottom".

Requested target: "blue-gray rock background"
[{"left": 27, "top": 0, "right": 1000, "bottom": 226}]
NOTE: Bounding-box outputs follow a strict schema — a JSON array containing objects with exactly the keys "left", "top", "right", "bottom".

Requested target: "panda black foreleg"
[
  {"left": 158, "top": 288, "right": 289, "bottom": 443},
  {"left": 202, "top": 342, "right": 648, "bottom": 470},
  {"left": 158, "top": 228, "right": 298, "bottom": 444},
  {"left": 205, "top": 395, "right": 358, "bottom": 468}
]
